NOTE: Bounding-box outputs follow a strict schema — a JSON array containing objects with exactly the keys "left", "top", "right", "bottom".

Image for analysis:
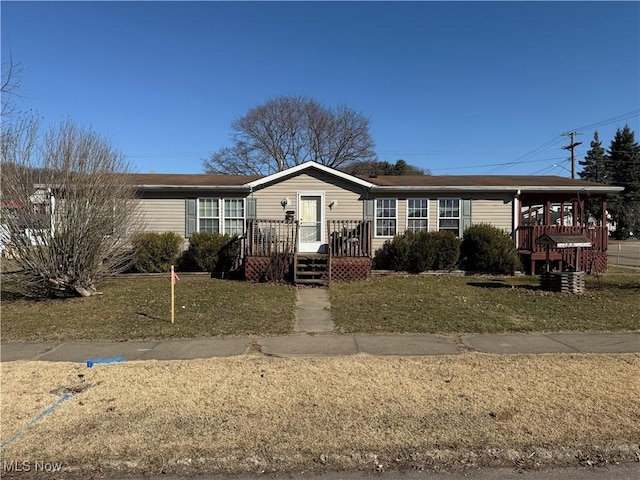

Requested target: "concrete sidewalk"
[{"left": 1, "top": 331, "right": 638, "bottom": 363}]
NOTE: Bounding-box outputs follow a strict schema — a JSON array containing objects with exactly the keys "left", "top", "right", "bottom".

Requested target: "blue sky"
[{"left": 2, "top": 1, "right": 639, "bottom": 175}]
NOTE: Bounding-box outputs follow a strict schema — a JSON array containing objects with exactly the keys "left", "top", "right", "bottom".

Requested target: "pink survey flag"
[{"left": 172, "top": 268, "right": 180, "bottom": 284}]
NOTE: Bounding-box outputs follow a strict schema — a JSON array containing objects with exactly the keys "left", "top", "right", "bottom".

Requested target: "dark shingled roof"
[
  {"left": 361, "top": 175, "right": 610, "bottom": 188},
  {"left": 128, "top": 171, "right": 615, "bottom": 190},
  {"left": 129, "top": 173, "right": 260, "bottom": 186}
]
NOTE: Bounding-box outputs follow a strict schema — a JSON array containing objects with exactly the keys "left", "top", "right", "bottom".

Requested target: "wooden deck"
[
  {"left": 516, "top": 225, "right": 609, "bottom": 274},
  {"left": 244, "top": 219, "right": 372, "bottom": 283}
]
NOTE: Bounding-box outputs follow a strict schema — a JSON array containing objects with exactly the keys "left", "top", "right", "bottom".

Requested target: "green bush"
[
  {"left": 460, "top": 223, "right": 522, "bottom": 274},
  {"left": 372, "top": 232, "right": 413, "bottom": 271},
  {"left": 132, "top": 232, "right": 183, "bottom": 273},
  {"left": 432, "top": 230, "right": 461, "bottom": 270},
  {"left": 407, "top": 231, "right": 438, "bottom": 273},
  {"left": 373, "top": 230, "right": 461, "bottom": 272},
  {"left": 179, "top": 232, "right": 241, "bottom": 273}
]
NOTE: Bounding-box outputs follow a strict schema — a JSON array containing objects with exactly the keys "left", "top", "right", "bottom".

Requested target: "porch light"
[
  {"left": 280, "top": 197, "right": 290, "bottom": 209},
  {"left": 329, "top": 200, "right": 337, "bottom": 209}
]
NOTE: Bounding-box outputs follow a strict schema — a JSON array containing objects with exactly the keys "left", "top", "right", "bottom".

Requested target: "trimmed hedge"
[
  {"left": 373, "top": 230, "right": 460, "bottom": 272},
  {"left": 459, "top": 223, "right": 521, "bottom": 274},
  {"left": 179, "top": 232, "right": 241, "bottom": 273},
  {"left": 132, "top": 232, "right": 183, "bottom": 273}
]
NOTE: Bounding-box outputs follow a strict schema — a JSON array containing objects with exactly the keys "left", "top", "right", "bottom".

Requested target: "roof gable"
[{"left": 245, "top": 161, "right": 375, "bottom": 189}]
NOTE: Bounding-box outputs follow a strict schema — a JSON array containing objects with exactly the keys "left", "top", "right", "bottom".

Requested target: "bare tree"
[
  {"left": 1, "top": 56, "right": 23, "bottom": 117},
  {"left": 203, "top": 96, "right": 376, "bottom": 174},
  {"left": 1, "top": 116, "right": 141, "bottom": 297}
]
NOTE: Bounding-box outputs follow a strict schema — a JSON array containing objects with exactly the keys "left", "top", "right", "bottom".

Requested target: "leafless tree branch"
[
  {"left": 1, "top": 116, "right": 142, "bottom": 297},
  {"left": 203, "top": 96, "right": 376, "bottom": 174}
]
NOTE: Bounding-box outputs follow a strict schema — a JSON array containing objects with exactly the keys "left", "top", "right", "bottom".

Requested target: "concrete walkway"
[
  {"left": 1, "top": 331, "right": 638, "bottom": 363},
  {"left": 293, "top": 287, "right": 334, "bottom": 333}
]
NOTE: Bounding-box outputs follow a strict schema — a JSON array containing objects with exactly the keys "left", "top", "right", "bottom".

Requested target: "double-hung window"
[
  {"left": 407, "top": 199, "right": 429, "bottom": 232},
  {"left": 198, "top": 198, "right": 220, "bottom": 233},
  {"left": 197, "top": 198, "right": 244, "bottom": 235},
  {"left": 375, "top": 199, "right": 397, "bottom": 237},
  {"left": 438, "top": 198, "right": 460, "bottom": 234},
  {"left": 224, "top": 199, "right": 245, "bottom": 236}
]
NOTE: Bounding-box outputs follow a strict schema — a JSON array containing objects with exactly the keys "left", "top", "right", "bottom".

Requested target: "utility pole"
[{"left": 562, "top": 132, "right": 582, "bottom": 179}]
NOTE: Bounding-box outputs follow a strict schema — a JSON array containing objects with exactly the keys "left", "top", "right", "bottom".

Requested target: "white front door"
[{"left": 298, "top": 193, "right": 324, "bottom": 252}]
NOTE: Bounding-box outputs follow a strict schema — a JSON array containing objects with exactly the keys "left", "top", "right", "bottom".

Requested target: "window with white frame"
[
  {"left": 224, "top": 199, "right": 244, "bottom": 236},
  {"left": 375, "top": 198, "right": 397, "bottom": 236},
  {"left": 198, "top": 198, "right": 220, "bottom": 233},
  {"left": 197, "top": 198, "right": 245, "bottom": 235},
  {"left": 407, "top": 199, "right": 429, "bottom": 232},
  {"left": 438, "top": 198, "right": 460, "bottom": 233}
]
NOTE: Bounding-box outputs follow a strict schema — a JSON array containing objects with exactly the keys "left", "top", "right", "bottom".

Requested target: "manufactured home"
[{"left": 128, "top": 161, "right": 622, "bottom": 281}]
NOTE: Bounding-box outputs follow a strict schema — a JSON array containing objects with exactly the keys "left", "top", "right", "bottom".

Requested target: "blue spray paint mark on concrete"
[
  {"left": 0, "top": 393, "right": 73, "bottom": 451},
  {"left": 86, "top": 356, "right": 126, "bottom": 368}
]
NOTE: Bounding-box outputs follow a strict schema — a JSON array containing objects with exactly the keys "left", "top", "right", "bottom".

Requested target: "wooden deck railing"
[
  {"left": 517, "top": 225, "right": 608, "bottom": 253},
  {"left": 327, "top": 220, "right": 373, "bottom": 258},
  {"left": 245, "top": 219, "right": 298, "bottom": 257}
]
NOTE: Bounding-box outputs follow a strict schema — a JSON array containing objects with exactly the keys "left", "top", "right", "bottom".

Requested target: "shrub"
[
  {"left": 431, "top": 230, "right": 461, "bottom": 270},
  {"left": 132, "top": 232, "right": 183, "bottom": 273},
  {"left": 261, "top": 253, "right": 292, "bottom": 282},
  {"left": 460, "top": 223, "right": 521, "bottom": 274},
  {"left": 179, "top": 232, "right": 241, "bottom": 273},
  {"left": 407, "top": 231, "right": 438, "bottom": 273},
  {"left": 372, "top": 232, "right": 414, "bottom": 271},
  {"left": 372, "top": 230, "right": 460, "bottom": 272}
]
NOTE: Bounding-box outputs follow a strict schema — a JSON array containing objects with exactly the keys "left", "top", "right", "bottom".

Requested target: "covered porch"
[{"left": 516, "top": 192, "right": 610, "bottom": 274}]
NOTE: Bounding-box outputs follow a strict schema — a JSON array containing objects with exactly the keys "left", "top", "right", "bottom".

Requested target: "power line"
[
  {"left": 483, "top": 136, "right": 566, "bottom": 174},
  {"left": 570, "top": 109, "right": 640, "bottom": 132},
  {"left": 430, "top": 156, "right": 566, "bottom": 172}
]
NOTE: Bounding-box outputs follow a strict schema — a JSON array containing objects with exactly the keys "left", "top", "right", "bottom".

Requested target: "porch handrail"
[
  {"left": 516, "top": 225, "right": 608, "bottom": 253},
  {"left": 327, "top": 220, "right": 373, "bottom": 258},
  {"left": 246, "top": 219, "right": 298, "bottom": 257}
]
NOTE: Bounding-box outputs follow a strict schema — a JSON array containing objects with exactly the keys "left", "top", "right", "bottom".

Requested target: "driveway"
[{"left": 608, "top": 239, "right": 640, "bottom": 268}]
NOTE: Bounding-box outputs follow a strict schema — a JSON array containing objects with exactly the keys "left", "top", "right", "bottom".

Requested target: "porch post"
[{"left": 545, "top": 200, "right": 551, "bottom": 225}]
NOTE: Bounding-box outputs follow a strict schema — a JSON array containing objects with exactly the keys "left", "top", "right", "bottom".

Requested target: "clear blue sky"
[{"left": 2, "top": 1, "right": 639, "bottom": 175}]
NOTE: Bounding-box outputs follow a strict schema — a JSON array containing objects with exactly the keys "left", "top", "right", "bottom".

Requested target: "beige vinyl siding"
[
  {"left": 251, "top": 171, "right": 365, "bottom": 223},
  {"left": 137, "top": 198, "right": 185, "bottom": 236},
  {"left": 371, "top": 195, "right": 514, "bottom": 255},
  {"left": 471, "top": 195, "right": 513, "bottom": 233}
]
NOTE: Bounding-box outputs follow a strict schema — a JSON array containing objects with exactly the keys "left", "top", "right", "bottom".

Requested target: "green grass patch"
[
  {"left": 331, "top": 271, "right": 640, "bottom": 334},
  {"left": 1, "top": 276, "right": 295, "bottom": 342},
  {"left": 2, "top": 270, "right": 639, "bottom": 343}
]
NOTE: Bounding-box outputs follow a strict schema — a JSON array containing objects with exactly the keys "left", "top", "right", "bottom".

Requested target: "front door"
[{"left": 298, "top": 193, "right": 324, "bottom": 252}]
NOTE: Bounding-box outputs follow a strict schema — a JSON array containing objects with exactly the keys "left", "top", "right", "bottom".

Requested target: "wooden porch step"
[
  {"left": 295, "top": 253, "right": 329, "bottom": 285},
  {"left": 295, "top": 278, "right": 329, "bottom": 286},
  {"left": 296, "top": 271, "right": 327, "bottom": 278}
]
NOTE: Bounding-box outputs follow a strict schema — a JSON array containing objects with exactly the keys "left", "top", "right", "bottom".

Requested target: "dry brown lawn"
[{"left": 1, "top": 354, "right": 639, "bottom": 476}]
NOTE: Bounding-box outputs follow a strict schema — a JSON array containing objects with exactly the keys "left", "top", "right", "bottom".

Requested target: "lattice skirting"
[
  {"left": 244, "top": 256, "right": 293, "bottom": 282},
  {"left": 331, "top": 257, "right": 372, "bottom": 281},
  {"left": 245, "top": 257, "right": 268, "bottom": 282}
]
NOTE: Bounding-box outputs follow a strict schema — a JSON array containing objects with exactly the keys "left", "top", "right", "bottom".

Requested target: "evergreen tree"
[
  {"left": 579, "top": 131, "right": 608, "bottom": 183},
  {"left": 607, "top": 125, "right": 640, "bottom": 238}
]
